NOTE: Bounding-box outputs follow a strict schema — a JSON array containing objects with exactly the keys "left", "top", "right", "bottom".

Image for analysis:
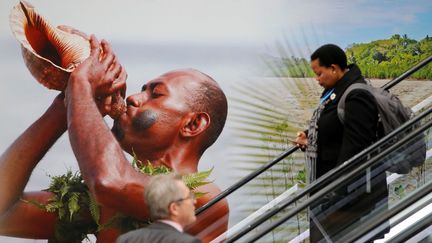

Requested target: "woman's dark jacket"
[
  {"left": 317, "top": 64, "right": 379, "bottom": 178},
  {"left": 310, "top": 64, "right": 389, "bottom": 241}
]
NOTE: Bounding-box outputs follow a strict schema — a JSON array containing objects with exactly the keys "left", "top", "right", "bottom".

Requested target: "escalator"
[
  {"left": 195, "top": 56, "right": 432, "bottom": 242},
  {"left": 225, "top": 103, "right": 432, "bottom": 243}
]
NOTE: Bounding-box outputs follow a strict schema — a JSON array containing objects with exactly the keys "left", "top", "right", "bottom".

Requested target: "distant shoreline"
[
  {"left": 264, "top": 76, "right": 432, "bottom": 82},
  {"left": 245, "top": 77, "right": 432, "bottom": 110}
]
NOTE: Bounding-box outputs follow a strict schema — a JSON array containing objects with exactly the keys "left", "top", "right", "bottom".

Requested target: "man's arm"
[
  {"left": 65, "top": 36, "right": 150, "bottom": 218},
  {"left": 66, "top": 37, "right": 228, "bottom": 241},
  {"left": 0, "top": 94, "right": 67, "bottom": 237},
  {"left": 0, "top": 191, "right": 57, "bottom": 238},
  {"left": 0, "top": 94, "right": 67, "bottom": 214}
]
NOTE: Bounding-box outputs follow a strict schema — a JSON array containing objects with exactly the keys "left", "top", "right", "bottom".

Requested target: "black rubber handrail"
[
  {"left": 224, "top": 106, "right": 432, "bottom": 242},
  {"left": 340, "top": 179, "right": 432, "bottom": 242},
  {"left": 195, "top": 146, "right": 299, "bottom": 215},
  {"left": 238, "top": 117, "right": 432, "bottom": 242},
  {"left": 195, "top": 56, "right": 432, "bottom": 217}
]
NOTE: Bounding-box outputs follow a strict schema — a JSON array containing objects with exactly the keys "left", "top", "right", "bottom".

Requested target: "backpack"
[{"left": 337, "top": 83, "right": 426, "bottom": 174}]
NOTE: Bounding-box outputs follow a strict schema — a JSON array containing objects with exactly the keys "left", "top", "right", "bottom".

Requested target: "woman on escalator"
[{"left": 295, "top": 44, "right": 389, "bottom": 242}]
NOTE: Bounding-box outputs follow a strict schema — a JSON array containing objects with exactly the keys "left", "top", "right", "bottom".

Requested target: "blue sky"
[{"left": 1, "top": 0, "right": 431, "bottom": 50}]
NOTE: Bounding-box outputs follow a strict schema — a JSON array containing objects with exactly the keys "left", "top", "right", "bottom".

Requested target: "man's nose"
[{"left": 126, "top": 93, "right": 146, "bottom": 107}]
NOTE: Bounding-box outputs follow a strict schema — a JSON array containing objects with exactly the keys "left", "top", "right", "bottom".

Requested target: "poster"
[{"left": 0, "top": 0, "right": 431, "bottom": 242}]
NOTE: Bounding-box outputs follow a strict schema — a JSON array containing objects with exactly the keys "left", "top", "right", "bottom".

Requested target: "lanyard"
[{"left": 319, "top": 88, "right": 335, "bottom": 104}]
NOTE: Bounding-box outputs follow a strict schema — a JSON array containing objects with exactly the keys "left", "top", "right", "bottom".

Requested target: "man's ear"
[
  {"left": 169, "top": 202, "right": 180, "bottom": 217},
  {"left": 180, "top": 112, "right": 210, "bottom": 137}
]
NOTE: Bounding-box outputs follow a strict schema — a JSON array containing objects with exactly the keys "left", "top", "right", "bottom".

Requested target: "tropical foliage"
[
  {"left": 265, "top": 35, "right": 432, "bottom": 79},
  {"left": 346, "top": 34, "right": 432, "bottom": 79},
  {"left": 26, "top": 158, "right": 212, "bottom": 243}
]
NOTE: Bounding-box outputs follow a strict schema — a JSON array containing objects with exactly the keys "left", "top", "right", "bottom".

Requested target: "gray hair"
[{"left": 144, "top": 173, "right": 185, "bottom": 220}]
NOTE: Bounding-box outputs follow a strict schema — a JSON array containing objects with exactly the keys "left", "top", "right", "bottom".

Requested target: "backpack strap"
[
  {"left": 337, "top": 83, "right": 372, "bottom": 124},
  {"left": 337, "top": 83, "right": 375, "bottom": 193}
]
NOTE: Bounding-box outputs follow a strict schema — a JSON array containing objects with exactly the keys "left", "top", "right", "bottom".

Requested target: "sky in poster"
[{"left": 1, "top": 0, "right": 431, "bottom": 49}]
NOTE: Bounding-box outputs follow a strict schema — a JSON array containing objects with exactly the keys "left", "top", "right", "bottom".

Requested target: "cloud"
[{"left": 401, "top": 14, "right": 416, "bottom": 23}]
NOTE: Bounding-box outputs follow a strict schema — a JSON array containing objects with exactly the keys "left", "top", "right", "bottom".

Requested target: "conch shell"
[{"left": 9, "top": 1, "right": 126, "bottom": 118}]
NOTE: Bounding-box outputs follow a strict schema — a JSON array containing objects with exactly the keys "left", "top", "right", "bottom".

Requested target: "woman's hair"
[
  {"left": 144, "top": 173, "right": 185, "bottom": 220},
  {"left": 311, "top": 44, "right": 347, "bottom": 70}
]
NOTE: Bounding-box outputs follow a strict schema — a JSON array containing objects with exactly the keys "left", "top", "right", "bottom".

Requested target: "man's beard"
[
  {"left": 111, "top": 120, "right": 124, "bottom": 141},
  {"left": 132, "top": 109, "right": 158, "bottom": 131},
  {"left": 111, "top": 109, "right": 158, "bottom": 141}
]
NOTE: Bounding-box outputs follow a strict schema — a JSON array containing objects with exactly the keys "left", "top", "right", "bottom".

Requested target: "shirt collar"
[
  {"left": 322, "top": 64, "right": 364, "bottom": 103},
  {"left": 158, "top": 219, "right": 184, "bottom": 232}
]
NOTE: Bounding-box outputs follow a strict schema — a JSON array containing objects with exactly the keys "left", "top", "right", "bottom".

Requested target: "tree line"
[
  {"left": 347, "top": 34, "right": 432, "bottom": 80},
  {"left": 269, "top": 35, "right": 432, "bottom": 80}
]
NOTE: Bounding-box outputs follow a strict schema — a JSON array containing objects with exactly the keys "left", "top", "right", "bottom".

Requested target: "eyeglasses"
[{"left": 173, "top": 191, "right": 195, "bottom": 203}]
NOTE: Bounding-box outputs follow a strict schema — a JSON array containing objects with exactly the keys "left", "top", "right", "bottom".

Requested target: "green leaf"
[
  {"left": 60, "top": 185, "right": 70, "bottom": 200},
  {"left": 36, "top": 161, "right": 212, "bottom": 242},
  {"left": 183, "top": 167, "right": 213, "bottom": 190},
  {"left": 22, "top": 199, "right": 46, "bottom": 210},
  {"left": 87, "top": 191, "right": 100, "bottom": 225},
  {"left": 68, "top": 192, "right": 80, "bottom": 221},
  {"left": 45, "top": 201, "right": 63, "bottom": 213},
  {"left": 193, "top": 191, "right": 209, "bottom": 199}
]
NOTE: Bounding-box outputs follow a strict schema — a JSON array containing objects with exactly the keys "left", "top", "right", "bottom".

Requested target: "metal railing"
[
  {"left": 195, "top": 146, "right": 299, "bottom": 215},
  {"left": 195, "top": 56, "right": 432, "bottom": 217},
  {"left": 232, "top": 113, "right": 432, "bottom": 242},
  {"left": 340, "top": 179, "right": 432, "bottom": 242}
]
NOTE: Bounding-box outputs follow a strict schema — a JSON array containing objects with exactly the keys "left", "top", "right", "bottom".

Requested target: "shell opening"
[{"left": 21, "top": 3, "right": 64, "bottom": 68}]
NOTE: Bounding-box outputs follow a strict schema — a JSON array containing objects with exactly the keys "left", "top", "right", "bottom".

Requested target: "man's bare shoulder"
[{"left": 187, "top": 182, "right": 229, "bottom": 241}]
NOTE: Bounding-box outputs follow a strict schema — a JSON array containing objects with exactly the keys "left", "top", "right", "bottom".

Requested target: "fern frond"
[
  {"left": 193, "top": 191, "right": 209, "bottom": 199},
  {"left": 68, "top": 192, "right": 80, "bottom": 221},
  {"left": 87, "top": 191, "right": 100, "bottom": 225},
  {"left": 183, "top": 167, "right": 213, "bottom": 190}
]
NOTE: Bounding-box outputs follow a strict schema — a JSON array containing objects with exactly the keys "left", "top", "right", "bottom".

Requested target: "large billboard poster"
[{"left": 0, "top": 1, "right": 431, "bottom": 242}]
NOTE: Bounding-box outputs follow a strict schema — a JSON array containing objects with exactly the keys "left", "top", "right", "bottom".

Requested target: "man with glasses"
[{"left": 117, "top": 174, "right": 201, "bottom": 243}]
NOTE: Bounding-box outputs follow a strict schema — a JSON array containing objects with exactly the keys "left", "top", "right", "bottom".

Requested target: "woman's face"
[{"left": 311, "top": 59, "right": 340, "bottom": 89}]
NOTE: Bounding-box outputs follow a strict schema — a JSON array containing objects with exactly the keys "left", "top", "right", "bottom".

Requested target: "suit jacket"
[{"left": 116, "top": 222, "right": 202, "bottom": 243}]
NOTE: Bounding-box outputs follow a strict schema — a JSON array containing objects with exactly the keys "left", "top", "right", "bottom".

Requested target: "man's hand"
[
  {"left": 68, "top": 35, "right": 126, "bottom": 99},
  {"left": 66, "top": 35, "right": 127, "bottom": 116}
]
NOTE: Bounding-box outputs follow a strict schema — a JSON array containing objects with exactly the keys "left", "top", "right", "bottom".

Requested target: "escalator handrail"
[
  {"left": 228, "top": 113, "right": 432, "bottom": 242},
  {"left": 225, "top": 106, "right": 431, "bottom": 242},
  {"left": 195, "top": 146, "right": 299, "bottom": 215},
  {"left": 195, "top": 55, "right": 432, "bottom": 216},
  {"left": 340, "top": 180, "right": 432, "bottom": 242},
  {"left": 388, "top": 202, "right": 432, "bottom": 243}
]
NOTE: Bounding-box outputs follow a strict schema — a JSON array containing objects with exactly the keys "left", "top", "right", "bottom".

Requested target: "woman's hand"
[{"left": 294, "top": 131, "right": 308, "bottom": 151}]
